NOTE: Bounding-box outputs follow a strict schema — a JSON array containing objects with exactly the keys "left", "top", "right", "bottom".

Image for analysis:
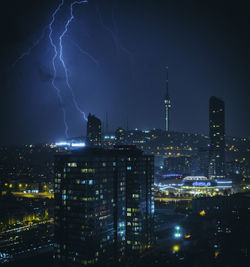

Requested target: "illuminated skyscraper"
[
  {"left": 209, "top": 96, "right": 225, "bottom": 178},
  {"left": 54, "top": 145, "right": 154, "bottom": 266},
  {"left": 164, "top": 67, "right": 171, "bottom": 131},
  {"left": 87, "top": 114, "right": 102, "bottom": 147}
]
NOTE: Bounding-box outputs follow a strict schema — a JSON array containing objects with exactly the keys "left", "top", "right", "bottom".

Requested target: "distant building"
[
  {"left": 120, "top": 129, "right": 208, "bottom": 167},
  {"left": 164, "top": 156, "right": 192, "bottom": 177},
  {"left": 86, "top": 113, "right": 102, "bottom": 147},
  {"left": 115, "top": 128, "right": 125, "bottom": 145},
  {"left": 195, "top": 147, "right": 210, "bottom": 177},
  {"left": 54, "top": 145, "right": 154, "bottom": 266},
  {"left": 164, "top": 67, "right": 171, "bottom": 132},
  {"left": 102, "top": 134, "right": 116, "bottom": 149},
  {"left": 209, "top": 96, "right": 225, "bottom": 179}
]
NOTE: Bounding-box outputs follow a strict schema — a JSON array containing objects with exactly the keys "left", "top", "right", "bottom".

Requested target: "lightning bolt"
[
  {"left": 111, "top": 4, "right": 134, "bottom": 59},
  {"left": 48, "top": 0, "right": 69, "bottom": 138},
  {"left": 12, "top": 0, "right": 91, "bottom": 138},
  {"left": 59, "top": 0, "right": 88, "bottom": 124},
  {"left": 69, "top": 38, "right": 100, "bottom": 69},
  {"left": 12, "top": 26, "right": 48, "bottom": 68},
  {"left": 96, "top": 3, "right": 133, "bottom": 60},
  {"left": 49, "top": 0, "right": 88, "bottom": 137}
]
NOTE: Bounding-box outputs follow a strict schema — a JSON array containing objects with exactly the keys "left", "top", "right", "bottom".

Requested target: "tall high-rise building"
[
  {"left": 164, "top": 67, "right": 171, "bottom": 131},
  {"left": 87, "top": 114, "right": 102, "bottom": 147},
  {"left": 209, "top": 96, "right": 225, "bottom": 178},
  {"left": 54, "top": 145, "right": 154, "bottom": 266}
]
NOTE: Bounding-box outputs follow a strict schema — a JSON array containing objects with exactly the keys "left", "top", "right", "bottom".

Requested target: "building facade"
[{"left": 54, "top": 146, "right": 154, "bottom": 266}]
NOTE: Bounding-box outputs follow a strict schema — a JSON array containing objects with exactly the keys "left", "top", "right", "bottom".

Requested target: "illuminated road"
[
  {"left": 155, "top": 197, "right": 192, "bottom": 202},
  {"left": 2, "top": 192, "right": 54, "bottom": 199},
  {"left": 3, "top": 192, "right": 192, "bottom": 201},
  {"left": 0, "top": 218, "right": 54, "bottom": 264},
  {"left": 0, "top": 218, "right": 54, "bottom": 235}
]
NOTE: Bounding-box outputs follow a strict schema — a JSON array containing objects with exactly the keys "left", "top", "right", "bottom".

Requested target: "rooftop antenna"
[
  {"left": 105, "top": 112, "right": 109, "bottom": 133},
  {"left": 166, "top": 66, "right": 169, "bottom": 99}
]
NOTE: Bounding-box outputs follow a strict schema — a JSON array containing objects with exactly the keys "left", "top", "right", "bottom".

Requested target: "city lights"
[
  {"left": 55, "top": 142, "right": 70, "bottom": 147},
  {"left": 174, "top": 226, "right": 182, "bottom": 238},
  {"left": 55, "top": 141, "right": 86, "bottom": 148},
  {"left": 200, "top": 210, "right": 206, "bottom": 216},
  {"left": 71, "top": 142, "right": 86, "bottom": 147},
  {"left": 172, "top": 245, "right": 180, "bottom": 253},
  {"left": 0, "top": 0, "right": 250, "bottom": 266}
]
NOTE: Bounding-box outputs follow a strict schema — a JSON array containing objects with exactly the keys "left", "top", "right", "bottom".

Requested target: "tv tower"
[{"left": 164, "top": 66, "right": 171, "bottom": 131}]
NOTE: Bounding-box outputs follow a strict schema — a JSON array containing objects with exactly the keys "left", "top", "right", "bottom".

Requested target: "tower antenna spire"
[
  {"left": 105, "top": 112, "right": 109, "bottom": 133},
  {"left": 166, "top": 66, "right": 169, "bottom": 98},
  {"left": 164, "top": 66, "right": 171, "bottom": 132}
]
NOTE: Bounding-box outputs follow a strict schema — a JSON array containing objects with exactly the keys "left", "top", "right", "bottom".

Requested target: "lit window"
[
  {"left": 81, "top": 168, "right": 95, "bottom": 173},
  {"left": 67, "top": 162, "right": 77, "bottom": 167}
]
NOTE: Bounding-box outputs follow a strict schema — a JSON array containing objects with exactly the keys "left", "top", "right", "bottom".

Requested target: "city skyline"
[
  {"left": 1, "top": 2, "right": 250, "bottom": 265},
  {"left": 0, "top": 0, "right": 250, "bottom": 145}
]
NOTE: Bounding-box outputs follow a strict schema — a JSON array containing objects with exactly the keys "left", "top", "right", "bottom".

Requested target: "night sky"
[{"left": 0, "top": 0, "right": 250, "bottom": 145}]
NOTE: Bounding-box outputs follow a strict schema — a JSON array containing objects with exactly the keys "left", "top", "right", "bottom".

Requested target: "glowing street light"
[
  {"left": 172, "top": 245, "right": 180, "bottom": 253},
  {"left": 200, "top": 210, "right": 206, "bottom": 216},
  {"left": 174, "top": 225, "right": 182, "bottom": 238}
]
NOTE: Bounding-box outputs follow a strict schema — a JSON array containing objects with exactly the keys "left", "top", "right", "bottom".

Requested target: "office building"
[
  {"left": 54, "top": 145, "right": 154, "bottom": 266},
  {"left": 87, "top": 114, "right": 102, "bottom": 147},
  {"left": 209, "top": 96, "right": 225, "bottom": 178}
]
